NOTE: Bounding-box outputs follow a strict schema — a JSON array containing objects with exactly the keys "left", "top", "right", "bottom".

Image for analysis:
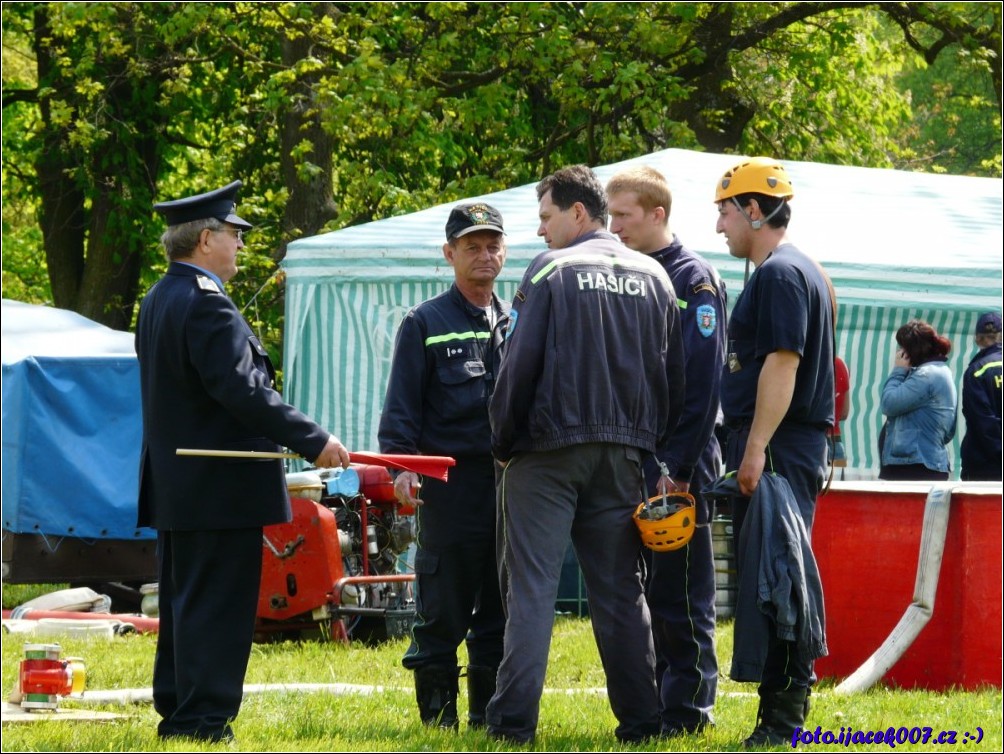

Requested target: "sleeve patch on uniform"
[
  {"left": 696, "top": 304, "right": 717, "bottom": 338},
  {"left": 505, "top": 309, "right": 518, "bottom": 340},
  {"left": 692, "top": 281, "right": 717, "bottom": 297}
]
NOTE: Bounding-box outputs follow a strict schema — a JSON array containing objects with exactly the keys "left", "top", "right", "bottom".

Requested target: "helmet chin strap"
[
  {"left": 733, "top": 196, "right": 786, "bottom": 285},
  {"left": 731, "top": 196, "right": 785, "bottom": 230}
]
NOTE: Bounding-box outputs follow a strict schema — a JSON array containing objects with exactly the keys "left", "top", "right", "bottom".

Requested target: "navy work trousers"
[
  {"left": 487, "top": 443, "right": 660, "bottom": 743},
  {"left": 154, "top": 527, "right": 262, "bottom": 741},
  {"left": 643, "top": 436, "right": 721, "bottom": 730},
  {"left": 402, "top": 455, "right": 504, "bottom": 671}
]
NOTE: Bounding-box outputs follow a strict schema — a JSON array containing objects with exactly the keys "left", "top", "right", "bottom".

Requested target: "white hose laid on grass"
[
  {"left": 66, "top": 683, "right": 617, "bottom": 707},
  {"left": 66, "top": 683, "right": 399, "bottom": 706},
  {"left": 834, "top": 484, "right": 953, "bottom": 694}
]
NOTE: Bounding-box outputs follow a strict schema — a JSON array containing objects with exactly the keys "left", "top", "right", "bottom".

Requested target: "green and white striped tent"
[{"left": 282, "top": 148, "right": 1002, "bottom": 479}]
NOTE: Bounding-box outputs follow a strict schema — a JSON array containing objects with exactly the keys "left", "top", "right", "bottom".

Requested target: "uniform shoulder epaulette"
[{"left": 195, "top": 275, "right": 222, "bottom": 294}]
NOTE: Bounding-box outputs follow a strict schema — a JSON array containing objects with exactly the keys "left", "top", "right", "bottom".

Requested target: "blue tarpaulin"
[{"left": 1, "top": 298, "right": 152, "bottom": 540}]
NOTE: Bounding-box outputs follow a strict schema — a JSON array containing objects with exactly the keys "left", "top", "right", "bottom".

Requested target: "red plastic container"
[
  {"left": 812, "top": 481, "right": 1002, "bottom": 690},
  {"left": 354, "top": 463, "right": 396, "bottom": 505}
]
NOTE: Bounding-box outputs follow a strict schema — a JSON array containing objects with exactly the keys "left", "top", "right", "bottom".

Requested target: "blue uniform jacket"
[
  {"left": 960, "top": 343, "right": 1001, "bottom": 477},
  {"left": 650, "top": 237, "right": 727, "bottom": 482},
  {"left": 136, "top": 262, "right": 331, "bottom": 530},
  {"left": 708, "top": 474, "right": 827, "bottom": 683},
  {"left": 490, "top": 229, "right": 686, "bottom": 463},
  {"left": 378, "top": 284, "right": 509, "bottom": 458}
]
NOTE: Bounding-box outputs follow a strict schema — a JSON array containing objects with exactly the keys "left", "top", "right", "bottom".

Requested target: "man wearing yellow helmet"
[{"left": 714, "top": 157, "right": 833, "bottom": 747}]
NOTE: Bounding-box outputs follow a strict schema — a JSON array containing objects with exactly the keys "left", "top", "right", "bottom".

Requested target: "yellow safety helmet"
[
  {"left": 633, "top": 492, "right": 697, "bottom": 552},
  {"left": 714, "top": 156, "right": 794, "bottom": 203}
]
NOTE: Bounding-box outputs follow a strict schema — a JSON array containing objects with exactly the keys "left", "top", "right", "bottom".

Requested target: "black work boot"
[
  {"left": 742, "top": 687, "right": 810, "bottom": 748},
  {"left": 465, "top": 665, "right": 498, "bottom": 729},
  {"left": 414, "top": 665, "right": 460, "bottom": 729}
]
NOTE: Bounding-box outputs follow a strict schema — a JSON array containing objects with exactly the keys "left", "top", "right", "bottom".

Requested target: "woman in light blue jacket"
[{"left": 879, "top": 319, "right": 957, "bottom": 480}]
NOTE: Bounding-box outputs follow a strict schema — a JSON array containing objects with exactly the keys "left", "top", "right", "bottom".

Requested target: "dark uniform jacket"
[
  {"left": 490, "top": 229, "right": 686, "bottom": 463},
  {"left": 961, "top": 342, "right": 1003, "bottom": 479},
  {"left": 136, "top": 262, "right": 331, "bottom": 530},
  {"left": 708, "top": 474, "right": 827, "bottom": 683},
  {"left": 650, "top": 237, "right": 727, "bottom": 483},
  {"left": 378, "top": 284, "right": 509, "bottom": 459}
]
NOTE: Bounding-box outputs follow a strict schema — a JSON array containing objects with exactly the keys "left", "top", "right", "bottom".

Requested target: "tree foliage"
[
  {"left": 891, "top": 2, "right": 1002, "bottom": 175},
  {"left": 2, "top": 2, "right": 1000, "bottom": 359}
]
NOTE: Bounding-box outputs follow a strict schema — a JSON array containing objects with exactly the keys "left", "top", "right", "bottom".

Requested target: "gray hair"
[{"left": 160, "top": 217, "right": 224, "bottom": 261}]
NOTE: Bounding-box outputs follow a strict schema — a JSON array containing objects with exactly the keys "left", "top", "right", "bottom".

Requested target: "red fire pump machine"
[{"left": 256, "top": 463, "right": 416, "bottom": 642}]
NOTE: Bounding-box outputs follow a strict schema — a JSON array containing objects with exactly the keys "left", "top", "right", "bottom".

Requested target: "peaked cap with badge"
[
  {"left": 445, "top": 202, "right": 505, "bottom": 240},
  {"left": 153, "top": 180, "right": 253, "bottom": 230}
]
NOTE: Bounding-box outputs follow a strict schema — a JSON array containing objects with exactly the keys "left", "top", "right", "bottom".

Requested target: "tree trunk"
[
  {"left": 275, "top": 2, "right": 340, "bottom": 263},
  {"left": 668, "top": 3, "right": 754, "bottom": 154},
  {"left": 34, "top": 6, "right": 86, "bottom": 313},
  {"left": 32, "top": 3, "right": 162, "bottom": 330},
  {"left": 77, "top": 178, "right": 149, "bottom": 331}
]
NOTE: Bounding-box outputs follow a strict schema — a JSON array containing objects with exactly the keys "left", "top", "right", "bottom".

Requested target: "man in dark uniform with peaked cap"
[{"left": 136, "top": 180, "right": 351, "bottom": 742}]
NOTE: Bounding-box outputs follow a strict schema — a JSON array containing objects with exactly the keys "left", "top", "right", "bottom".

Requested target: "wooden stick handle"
[
  {"left": 176, "top": 448, "right": 301, "bottom": 459},
  {"left": 176, "top": 448, "right": 456, "bottom": 482}
]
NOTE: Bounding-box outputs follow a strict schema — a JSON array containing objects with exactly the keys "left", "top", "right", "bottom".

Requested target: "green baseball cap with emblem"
[{"left": 445, "top": 202, "right": 505, "bottom": 241}]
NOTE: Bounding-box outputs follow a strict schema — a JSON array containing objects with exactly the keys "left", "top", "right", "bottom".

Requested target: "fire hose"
[
  {"left": 833, "top": 483, "right": 953, "bottom": 693},
  {"left": 3, "top": 609, "right": 159, "bottom": 634}
]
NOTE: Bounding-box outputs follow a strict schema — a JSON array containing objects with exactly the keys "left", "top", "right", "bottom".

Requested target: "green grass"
[{"left": 2, "top": 586, "right": 1001, "bottom": 751}]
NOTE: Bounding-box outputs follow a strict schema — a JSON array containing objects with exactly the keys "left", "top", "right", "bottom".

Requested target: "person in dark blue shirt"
[
  {"left": 961, "top": 311, "right": 1002, "bottom": 481},
  {"left": 378, "top": 203, "right": 509, "bottom": 729},
  {"left": 607, "top": 166, "right": 727, "bottom": 737},
  {"left": 714, "top": 157, "right": 834, "bottom": 748}
]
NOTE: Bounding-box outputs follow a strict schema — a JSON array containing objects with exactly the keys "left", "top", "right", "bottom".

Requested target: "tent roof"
[
  {"left": 285, "top": 148, "right": 1003, "bottom": 311},
  {"left": 2, "top": 298, "right": 136, "bottom": 364}
]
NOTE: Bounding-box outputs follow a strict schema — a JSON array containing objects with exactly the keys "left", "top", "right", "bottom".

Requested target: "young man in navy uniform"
[
  {"left": 961, "top": 311, "right": 1002, "bottom": 481},
  {"left": 714, "top": 157, "right": 833, "bottom": 747},
  {"left": 136, "top": 181, "right": 350, "bottom": 742},
  {"left": 378, "top": 203, "right": 509, "bottom": 729},
  {"left": 607, "top": 165, "right": 728, "bottom": 737}
]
